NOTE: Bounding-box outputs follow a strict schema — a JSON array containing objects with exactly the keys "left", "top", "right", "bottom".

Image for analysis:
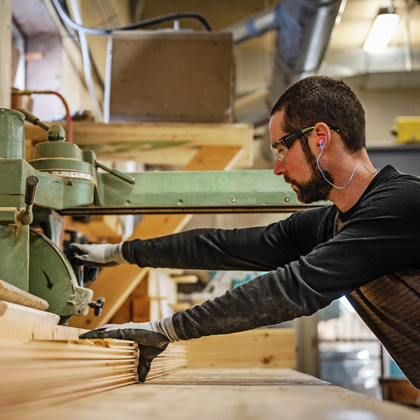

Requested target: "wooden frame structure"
[{"left": 24, "top": 121, "right": 254, "bottom": 166}]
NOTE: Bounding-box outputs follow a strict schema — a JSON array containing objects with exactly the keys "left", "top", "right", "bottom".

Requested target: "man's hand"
[
  {"left": 79, "top": 318, "right": 179, "bottom": 382},
  {"left": 68, "top": 243, "right": 128, "bottom": 268}
]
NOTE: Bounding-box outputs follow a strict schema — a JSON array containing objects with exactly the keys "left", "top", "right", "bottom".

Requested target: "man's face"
[{"left": 269, "top": 111, "right": 334, "bottom": 204}]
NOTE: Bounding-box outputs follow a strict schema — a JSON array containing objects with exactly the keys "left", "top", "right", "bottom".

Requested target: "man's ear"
[{"left": 314, "top": 123, "right": 330, "bottom": 150}]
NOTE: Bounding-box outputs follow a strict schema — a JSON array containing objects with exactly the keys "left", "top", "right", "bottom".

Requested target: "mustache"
[{"left": 284, "top": 175, "right": 296, "bottom": 186}]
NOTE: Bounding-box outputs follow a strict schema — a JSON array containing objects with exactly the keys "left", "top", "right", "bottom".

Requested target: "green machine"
[{"left": 0, "top": 108, "right": 319, "bottom": 324}]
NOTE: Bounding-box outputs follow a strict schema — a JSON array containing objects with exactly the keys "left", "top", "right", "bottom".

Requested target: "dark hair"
[{"left": 271, "top": 76, "right": 366, "bottom": 153}]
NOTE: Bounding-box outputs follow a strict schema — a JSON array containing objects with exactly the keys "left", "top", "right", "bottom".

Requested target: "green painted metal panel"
[
  {"left": 0, "top": 209, "right": 17, "bottom": 223},
  {"left": 0, "top": 109, "right": 25, "bottom": 159},
  {"left": 33, "top": 174, "right": 95, "bottom": 209},
  {"left": 29, "top": 230, "right": 75, "bottom": 316},
  {"left": 0, "top": 159, "right": 95, "bottom": 209},
  {"left": 0, "top": 224, "right": 29, "bottom": 291},
  {"left": 61, "top": 170, "right": 328, "bottom": 215}
]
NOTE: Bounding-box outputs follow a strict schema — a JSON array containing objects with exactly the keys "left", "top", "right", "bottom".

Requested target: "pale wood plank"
[
  {"left": 69, "top": 146, "right": 243, "bottom": 330},
  {"left": 0, "top": 300, "right": 59, "bottom": 324},
  {"left": 0, "top": 280, "right": 49, "bottom": 310},
  {"left": 185, "top": 329, "right": 296, "bottom": 369},
  {"left": 0, "top": 317, "right": 87, "bottom": 341},
  {"left": 24, "top": 122, "right": 253, "bottom": 166},
  {"left": 66, "top": 216, "right": 123, "bottom": 244},
  {"left": 0, "top": 338, "right": 186, "bottom": 419}
]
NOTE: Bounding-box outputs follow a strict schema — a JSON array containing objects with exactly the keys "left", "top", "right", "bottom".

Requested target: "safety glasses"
[{"left": 270, "top": 126, "right": 340, "bottom": 162}]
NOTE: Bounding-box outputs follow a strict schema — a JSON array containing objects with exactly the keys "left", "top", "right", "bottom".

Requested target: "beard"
[{"left": 284, "top": 147, "right": 334, "bottom": 204}]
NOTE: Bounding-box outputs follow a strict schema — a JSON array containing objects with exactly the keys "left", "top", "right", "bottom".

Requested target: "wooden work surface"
[{"left": 24, "top": 369, "right": 420, "bottom": 420}]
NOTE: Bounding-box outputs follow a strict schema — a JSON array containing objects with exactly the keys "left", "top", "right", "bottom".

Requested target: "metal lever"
[
  {"left": 89, "top": 297, "right": 105, "bottom": 316},
  {"left": 17, "top": 108, "right": 66, "bottom": 142},
  {"left": 20, "top": 176, "right": 39, "bottom": 225},
  {"left": 25, "top": 176, "right": 39, "bottom": 207},
  {"left": 17, "top": 108, "right": 50, "bottom": 131},
  {"left": 96, "top": 162, "right": 135, "bottom": 185}
]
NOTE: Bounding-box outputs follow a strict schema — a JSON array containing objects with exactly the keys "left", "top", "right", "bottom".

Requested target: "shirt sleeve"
[
  {"left": 172, "top": 181, "right": 420, "bottom": 340},
  {"left": 122, "top": 206, "right": 335, "bottom": 272}
]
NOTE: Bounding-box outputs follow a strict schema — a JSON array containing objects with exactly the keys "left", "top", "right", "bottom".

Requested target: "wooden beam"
[
  {"left": 0, "top": 280, "right": 49, "bottom": 310},
  {"left": 65, "top": 216, "right": 124, "bottom": 244},
  {"left": 0, "top": 339, "right": 186, "bottom": 418},
  {"left": 0, "top": 317, "right": 87, "bottom": 340},
  {"left": 185, "top": 329, "right": 296, "bottom": 369},
  {"left": 0, "top": 0, "right": 11, "bottom": 108},
  {"left": 24, "top": 122, "right": 253, "bottom": 167},
  {"left": 0, "top": 301, "right": 59, "bottom": 324},
  {"left": 69, "top": 145, "right": 243, "bottom": 330}
]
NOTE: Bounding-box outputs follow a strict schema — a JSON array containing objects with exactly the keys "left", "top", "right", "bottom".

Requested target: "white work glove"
[
  {"left": 68, "top": 242, "right": 129, "bottom": 268},
  {"left": 79, "top": 317, "right": 179, "bottom": 382}
]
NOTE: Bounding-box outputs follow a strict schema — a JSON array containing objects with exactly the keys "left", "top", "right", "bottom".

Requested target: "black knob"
[
  {"left": 25, "top": 176, "right": 39, "bottom": 205},
  {"left": 89, "top": 297, "right": 105, "bottom": 316},
  {"left": 84, "top": 267, "right": 100, "bottom": 285}
]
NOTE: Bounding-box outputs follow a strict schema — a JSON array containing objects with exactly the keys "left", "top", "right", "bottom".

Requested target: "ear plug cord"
[{"left": 317, "top": 136, "right": 380, "bottom": 190}]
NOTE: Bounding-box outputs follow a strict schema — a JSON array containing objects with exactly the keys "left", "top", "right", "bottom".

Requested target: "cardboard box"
[{"left": 105, "top": 30, "right": 235, "bottom": 123}]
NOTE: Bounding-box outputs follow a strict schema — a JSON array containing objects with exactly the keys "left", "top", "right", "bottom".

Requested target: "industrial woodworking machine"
[{"left": 0, "top": 108, "right": 317, "bottom": 323}]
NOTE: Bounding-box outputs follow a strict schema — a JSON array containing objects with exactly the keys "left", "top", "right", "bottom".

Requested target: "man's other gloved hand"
[
  {"left": 79, "top": 317, "right": 179, "bottom": 382},
  {"left": 68, "top": 242, "right": 128, "bottom": 268}
]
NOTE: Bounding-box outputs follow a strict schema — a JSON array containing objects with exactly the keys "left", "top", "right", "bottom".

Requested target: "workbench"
[{"left": 21, "top": 369, "right": 420, "bottom": 420}]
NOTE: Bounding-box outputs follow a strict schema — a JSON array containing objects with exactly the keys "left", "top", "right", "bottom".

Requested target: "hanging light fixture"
[{"left": 363, "top": 5, "right": 400, "bottom": 53}]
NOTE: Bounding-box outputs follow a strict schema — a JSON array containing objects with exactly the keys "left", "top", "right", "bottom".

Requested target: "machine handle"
[
  {"left": 89, "top": 297, "right": 105, "bottom": 316},
  {"left": 96, "top": 162, "right": 135, "bottom": 185},
  {"left": 25, "top": 176, "right": 39, "bottom": 206},
  {"left": 17, "top": 108, "right": 50, "bottom": 131}
]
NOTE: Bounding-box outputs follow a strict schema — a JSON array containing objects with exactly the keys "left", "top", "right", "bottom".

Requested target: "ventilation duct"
[{"left": 227, "top": 0, "right": 346, "bottom": 122}]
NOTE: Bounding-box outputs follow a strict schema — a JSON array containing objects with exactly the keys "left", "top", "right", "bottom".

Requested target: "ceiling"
[
  {"left": 12, "top": 0, "right": 420, "bottom": 76},
  {"left": 137, "top": 0, "right": 420, "bottom": 50},
  {"left": 330, "top": 0, "right": 420, "bottom": 51}
]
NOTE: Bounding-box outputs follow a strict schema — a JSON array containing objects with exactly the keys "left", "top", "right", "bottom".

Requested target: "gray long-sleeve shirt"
[{"left": 123, "top": 166, "right": 420, "bottom": 389}]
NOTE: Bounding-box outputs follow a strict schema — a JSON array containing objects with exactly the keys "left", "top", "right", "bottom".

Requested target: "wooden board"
[
  {"left": 0, "top": 300, "right": 59, "bottom": 324},
  {"left": 0, "top": 279, "right": 49, "bottom": 310},
  {"left": 19, "top": 369, "right": 420, "bottom": 420},
  {"left": 66, "top": 215, "right": 123, "bottom": 244},
  {"left": 105, "top": 31, "right": 234, "bottom": 124},
  {"left": 0, "top": 337, "right": 186, "bottom": 419},
  {"left": 69, "top": 145, "right": 243, "bottom": 330},
  {"left": 185, "top": 329, "right": 295, "bottom": 369},
  {"left": 0, "top": 317, "right": 87, "bottom": 340},
  {"left": 0, "top": 338, "right": 139, "bottom": 419},
  {"left": 24, "top": 122, "right": 253, "bottom": 166}
]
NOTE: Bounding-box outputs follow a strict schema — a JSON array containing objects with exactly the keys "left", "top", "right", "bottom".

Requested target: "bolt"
[
  {"left": 231, "top": 198, "right": 236, "bottom": 204},
  {"left": 285, "top": 197, "right": 290, "bottom": 203}
]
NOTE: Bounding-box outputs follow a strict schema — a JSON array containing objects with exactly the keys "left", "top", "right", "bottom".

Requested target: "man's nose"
[{"left": 273, "top": 159, "right": 286, "bottom": 176}]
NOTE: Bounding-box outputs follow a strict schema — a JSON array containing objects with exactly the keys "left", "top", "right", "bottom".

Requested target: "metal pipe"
[
  {"left": 270, "top": 0, "right": 346, "bottom": 104},
  {"left": 224, "top": 5, "right": 280, "bottom": 44},
  {"left": 226, "top": 0, "right": 345, "bottom": 115}
]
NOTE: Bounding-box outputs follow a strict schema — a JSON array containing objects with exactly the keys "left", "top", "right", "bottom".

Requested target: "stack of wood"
[
  {"left": 0, "top": 338, "right": 187, "bottom": 419},
  {"left": 148, "top": 344, "right": 188, "bottom": 380}
]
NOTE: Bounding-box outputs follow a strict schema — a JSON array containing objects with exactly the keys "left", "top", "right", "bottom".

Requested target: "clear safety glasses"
[{"left": 270, "top": 126, "right": 340, "bottom": 162}]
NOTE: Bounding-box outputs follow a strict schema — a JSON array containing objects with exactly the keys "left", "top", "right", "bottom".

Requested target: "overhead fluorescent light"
[{"left": 363, "top": 7, "right": 400, "bottom": 53}]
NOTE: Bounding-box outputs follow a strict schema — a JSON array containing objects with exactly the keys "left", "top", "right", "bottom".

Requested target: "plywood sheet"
[{"left": 106, "top": 31, "right": 234, "bottom": 124}]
